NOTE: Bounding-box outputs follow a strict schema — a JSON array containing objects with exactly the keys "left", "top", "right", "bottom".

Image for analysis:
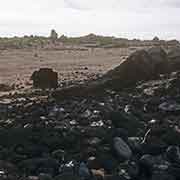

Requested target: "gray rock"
[{"left": 113, "top": 137, "right": 132, "bottom": 161}]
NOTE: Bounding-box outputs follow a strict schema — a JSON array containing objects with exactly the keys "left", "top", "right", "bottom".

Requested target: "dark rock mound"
[
  {"left": 102, "top": 50, "right": 155, "bottom": 89},
  {"left": 31, "top": 68, "right": 58, "bottom": 89},
  {"left": 148, "top": 47, "right": 169, "bottom": 75},
  {"left": 103, "top": 47, "right": 169, "bottom": 89},
  {"left": 168, "top": 47, "right": 180, "bottom": 72}
]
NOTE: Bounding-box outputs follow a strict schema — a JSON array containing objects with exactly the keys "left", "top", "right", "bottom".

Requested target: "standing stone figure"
[{"left": 50, "top": 29, "right": 58, "bottom": 44}]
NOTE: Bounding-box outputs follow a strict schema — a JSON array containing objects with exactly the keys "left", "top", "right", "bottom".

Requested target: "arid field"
[{"left": 0, "top": 47, "right": 135, "bottom": 86}]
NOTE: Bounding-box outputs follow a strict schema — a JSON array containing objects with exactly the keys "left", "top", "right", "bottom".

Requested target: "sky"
[{"left": 0, "top": 0, "right": 180, "bottom": 40}]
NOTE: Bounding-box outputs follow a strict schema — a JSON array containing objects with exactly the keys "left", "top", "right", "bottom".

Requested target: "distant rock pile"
[{"left": 31, "top": 68, "right": 58, "bottom": 89}]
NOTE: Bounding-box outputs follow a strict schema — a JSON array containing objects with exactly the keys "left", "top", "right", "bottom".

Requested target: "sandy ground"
[{"left": 0, "top": 47, "right": 134, "bottom": 86}]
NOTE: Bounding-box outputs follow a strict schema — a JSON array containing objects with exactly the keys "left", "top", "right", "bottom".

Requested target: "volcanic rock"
[{"left": 113, "top": 137, "right": 132, "bottom": 161}]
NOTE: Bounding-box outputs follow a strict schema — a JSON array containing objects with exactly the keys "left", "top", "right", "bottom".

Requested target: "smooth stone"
[{"left": 113, "top": 137, "right": 132, "bottom": 161}]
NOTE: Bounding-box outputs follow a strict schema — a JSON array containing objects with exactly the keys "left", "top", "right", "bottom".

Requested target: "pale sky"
[{"left": 0, "top": 0, "right": 180, "bottom": 39}]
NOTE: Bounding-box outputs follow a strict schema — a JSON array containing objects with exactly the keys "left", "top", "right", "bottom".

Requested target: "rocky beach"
[{"left": 1, "top": 46, "right": 180, "bottom": 180}]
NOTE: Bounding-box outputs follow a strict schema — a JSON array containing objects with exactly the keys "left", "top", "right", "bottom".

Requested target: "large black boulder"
[{"left": 31, "top": 68, "right": 58, "bottom": 89}]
